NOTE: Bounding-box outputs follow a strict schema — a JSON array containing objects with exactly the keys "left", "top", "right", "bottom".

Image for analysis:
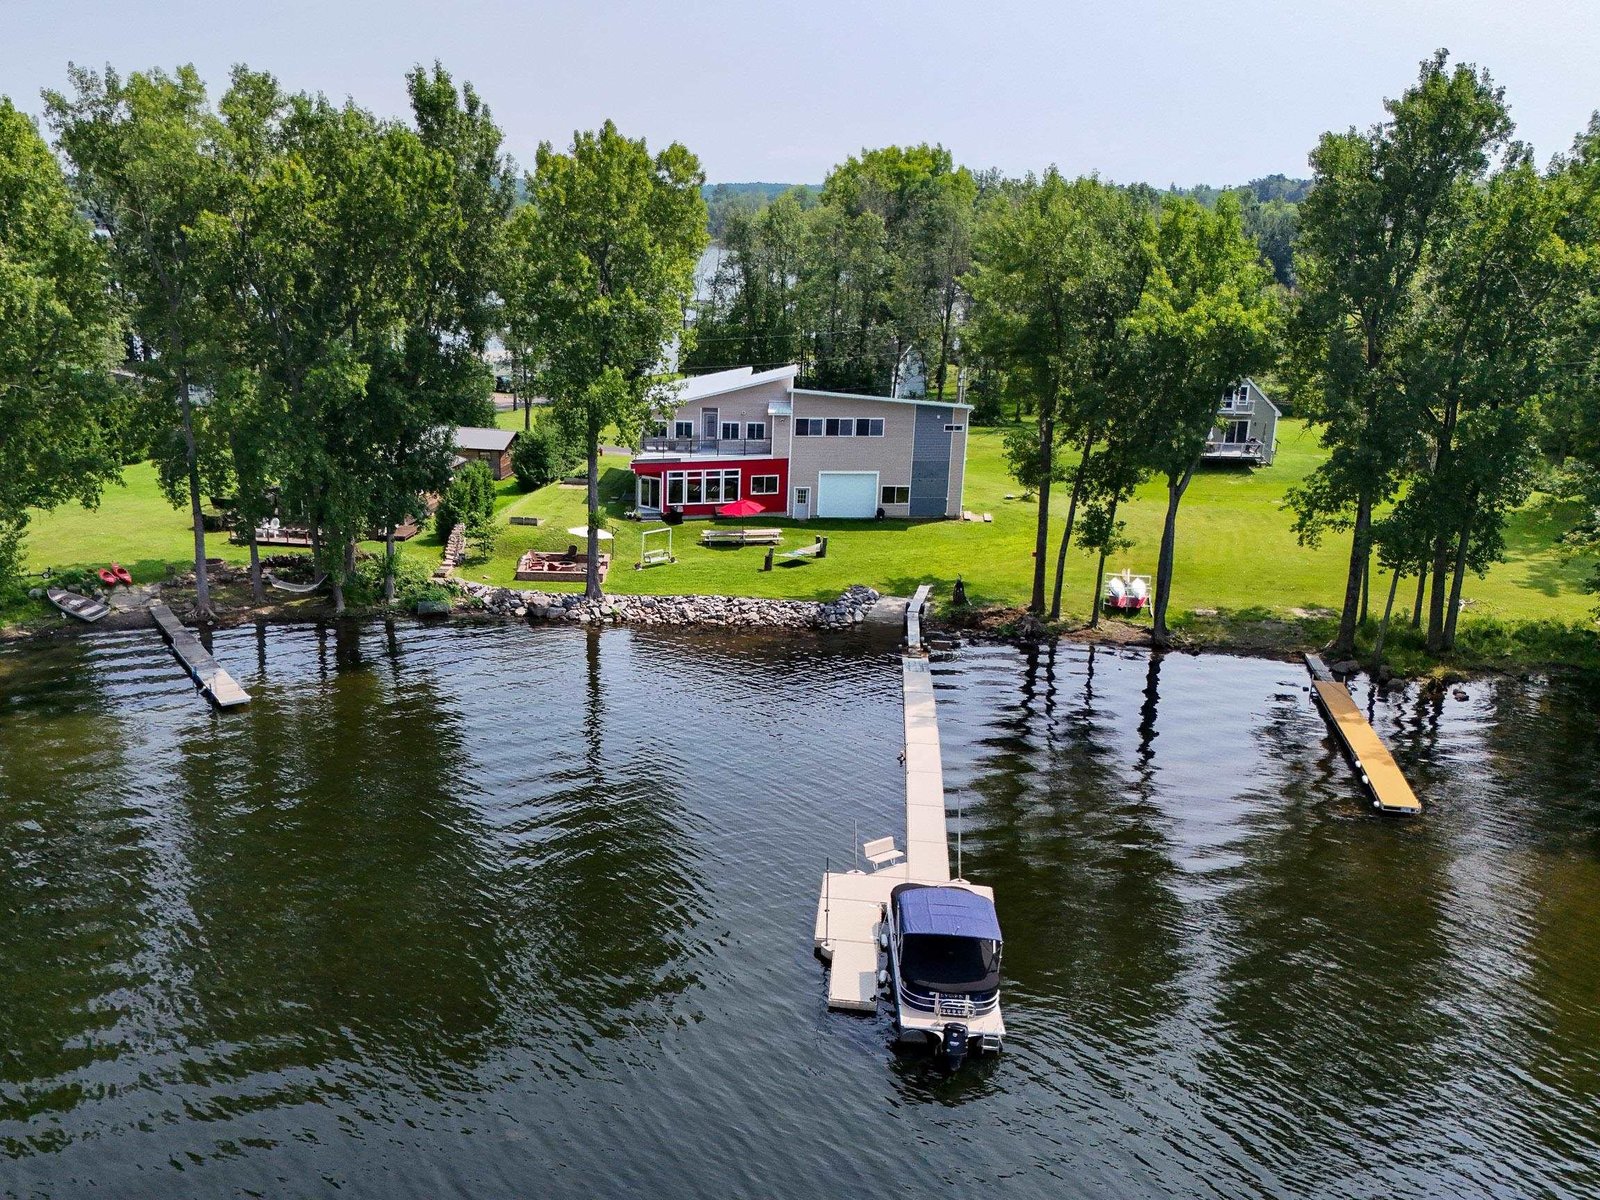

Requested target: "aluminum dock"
[
  {"left": 150, "top": 602, "right": 251, "bottom": 709},
  {"left": 1305, "top": 653, "right": 1419, "bottom": 814},
  {"left": 813, "top": 588, "right": 1001, "bottom": 1035}
]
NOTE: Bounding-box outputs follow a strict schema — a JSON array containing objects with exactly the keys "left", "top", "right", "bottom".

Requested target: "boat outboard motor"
[{"left": 941, "top": 1022, "right": 970, "bottom": 1070}]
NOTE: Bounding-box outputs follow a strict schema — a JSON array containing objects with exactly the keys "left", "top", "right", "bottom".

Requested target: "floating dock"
[
  {"left": 1304, "top": 653, "right": 1419, "bottom": 814},
  {"left": 150, "top": 602, "right": 251, "bottom": 709},
  {"left": 813, "top": 587, "right": 1001, "bottom": 1034}
]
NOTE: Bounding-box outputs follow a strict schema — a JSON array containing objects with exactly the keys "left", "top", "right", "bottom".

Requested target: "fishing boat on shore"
[{"left": 46, "top": 587, "right": 110, "bottom": 623}]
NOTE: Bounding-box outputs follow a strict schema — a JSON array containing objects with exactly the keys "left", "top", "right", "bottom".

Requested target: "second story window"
[
  {"left": 674, "top": 420, "right": 694, "bottom": 439},
  {"left": 746, "top": 421, "right": 767, "bottom": 441},
  {"left": 720, "top": 421, "right": 740, "bottom": 441},
  {"left": 795, "top": 418, "right": 823, "bottom": 436}
]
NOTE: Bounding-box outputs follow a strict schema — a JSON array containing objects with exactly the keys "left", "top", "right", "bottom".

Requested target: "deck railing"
[{"left": 639, "top": 435, "right": 773, "bottom": 457}]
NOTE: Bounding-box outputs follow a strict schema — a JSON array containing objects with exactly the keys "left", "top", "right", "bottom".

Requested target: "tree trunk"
[
  {"left": 1151, "top": 464, "right": 1194, "bottom": 648},
  {"left": 1049, "top": 435, "right": 1094, "bottom": 622},
  {"left": 248, "top": 533, "right": 263, "bottom": 605},
  {"left": 384, "top": 525, "right": 397, "bottom": 605},
  {"left": 585, "top": 432, "right": 603, "bottom": 601},
  {"left": 1411, "top": 561, "right": 1428, "bottom": 629},
  {"left": 178, "top": 373, "right": 212, "bottom": 620},
  {"left": 1425, "top": 534, "right": 1451, "bottom": 653},
  {"left": 1028, "top": 410, "right": 1055, "bottom": 615},
  {"left": 1359, "top": 547, "right": 1371, "bottom": 624},
  {"left": 1442, "top": 503, "right": 1476, "bottom": 651},
  {"left": 1330, "top": 490, "right": 1371, "bottom": 659},
  {"left": 1372, "top": 567, "right": 1403, "bottom": 674}
]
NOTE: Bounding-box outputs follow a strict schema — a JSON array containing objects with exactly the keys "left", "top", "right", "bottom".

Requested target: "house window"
[
  {"left": 825, "top": 418, "right": 854, "bottom": 436},
  {"left": 751, "top": 474, "right": 779, "bottom": 495},
  {"left": 881, "top": 485, "right": 910, "bottom": 505},
  {"left": 1224, "top": 419, "right": 1250, "bottom": 444},
  {"left": 944, "top": 424, "right": 964, "bottom": 433},
  {"left": 674, "top": 420, "right": 694, "bottom": 439},
  {"left": 664, "top": 468, "right": 740, "bottom": 506},
  {"left": 746, "top": 421, "right": 767, "bottom": 440},
  {"left": 638, "top": 475, "right": 661, "bottom": 509},
  {"left": 648, "top": 421, "right": 668, "bottom": 438},
  {"left": 720, "top": 421, "right": 740, "bottom": 441},
  {"left": 795, "top": 418, "right": 823, "bottom": 436},
  {"left": 855, "top": 418, "right": 884, "bottom": 437}
]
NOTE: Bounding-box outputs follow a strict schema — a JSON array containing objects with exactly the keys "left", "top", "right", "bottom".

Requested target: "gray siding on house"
[{"left": 909, "top": 405, "right": 953, "bottom": 518}]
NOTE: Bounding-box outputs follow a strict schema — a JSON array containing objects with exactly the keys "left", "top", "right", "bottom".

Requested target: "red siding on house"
[{"left": 631, "top": 457, "right": 788, "bottom": 516}]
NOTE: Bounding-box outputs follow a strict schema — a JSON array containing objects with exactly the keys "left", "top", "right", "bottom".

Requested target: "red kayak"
[
  {"left": 98, "top": 568, "right": 118, "bottom": 587},
  {"left": 111, "top": 562, "right": 133, "bottom": 586}
]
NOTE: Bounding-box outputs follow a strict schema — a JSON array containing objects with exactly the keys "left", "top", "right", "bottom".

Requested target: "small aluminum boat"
[{"left": 47, "top": 587, "right": 110, "bottom": 623}]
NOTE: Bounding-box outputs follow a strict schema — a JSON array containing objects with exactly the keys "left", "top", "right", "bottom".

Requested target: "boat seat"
[{"left": 863, "top": 836, "right": 904, "bottom": 872}]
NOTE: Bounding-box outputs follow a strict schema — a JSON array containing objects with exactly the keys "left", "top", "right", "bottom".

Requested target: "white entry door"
[
  {"left": 816, "top": 471, "right": 879, "bottom": 519},
  {"left": 791, "top": 486, "right": 811, "bottom": 519}
]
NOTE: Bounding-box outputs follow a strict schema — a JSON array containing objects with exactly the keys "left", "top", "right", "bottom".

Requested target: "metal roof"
[
  {"left": 455, "top": 426, "right": 517, "bottom": 452},
  {"left": 794, "top": 388, "right": 974, "bottom": 412},
  {"left": 895, "top": 886, "right": 1002, "bottom": 941}
]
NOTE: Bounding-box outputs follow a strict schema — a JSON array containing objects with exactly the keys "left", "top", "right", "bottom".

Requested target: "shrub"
[
  {"left": 467, "top": 514, "right": 497, "bottom": 562},
  {"left": 436, "top": 460, "right": 496, "bottom": 535},
  {"left": 351, "top": 550, "right": 438, "bottom": 608},
  {"left": 511, "top": 424, "right": 580, "bottom": 492}
]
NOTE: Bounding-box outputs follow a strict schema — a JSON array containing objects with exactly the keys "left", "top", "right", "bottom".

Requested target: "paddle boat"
[
  {"left": 46, "top": 587, "right": 110, "bottom": 623},
  {"left": 1103, "top": 569, "right": 1151, "bottom": 615},
  {"left": 886, "top": 883, "right": 1005, "bottom": 1068}
]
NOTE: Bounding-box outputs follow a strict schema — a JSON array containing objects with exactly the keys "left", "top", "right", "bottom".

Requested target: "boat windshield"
[{"left": 899, "top": 933, "right": 1001, "bottom": 995}]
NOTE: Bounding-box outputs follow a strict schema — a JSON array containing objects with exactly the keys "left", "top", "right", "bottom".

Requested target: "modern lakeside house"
[
  {"left": 1202, "top": 378, "right": 1280, "bottom": 466},
  {"left": 631, "top": 366, "right": 972, "bottom": 520}
]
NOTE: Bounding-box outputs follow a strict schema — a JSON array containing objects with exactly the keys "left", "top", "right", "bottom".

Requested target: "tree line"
[
  {"left": 1, "top": 62, "right": 706, "bottom": 610},
  {"left": 3, "top": 51, "right": 1598, "bottom": 655},
  {"left": 686, "top": 52, "right": 1600, "bottom": 659}
]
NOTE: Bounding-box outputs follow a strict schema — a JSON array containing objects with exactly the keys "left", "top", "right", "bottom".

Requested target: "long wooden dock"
[
  {"left": 150, "top": 602, "right": 251, "bottom": 709},
  {"left": 1305, "top": 653, "right": 1419, "bottom": 814},
  {"left": 813, "top": 598, "right": 1000, "bottom": 1029}
]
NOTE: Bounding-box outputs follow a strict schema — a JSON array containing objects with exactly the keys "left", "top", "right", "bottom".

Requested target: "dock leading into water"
[
  {"left": 1304, "top": 653, "right": 1419, "bottom": 814},
  {"left": 813, "top": 588, "right": 1001, "bottom": 1024},
  {"left": 150, "top": 602, "right": 251, "bottom": 710}
]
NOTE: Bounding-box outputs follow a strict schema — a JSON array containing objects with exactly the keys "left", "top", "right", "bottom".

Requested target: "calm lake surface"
[{"left": 3, "top": 620, "right": 1600, "bottom": 1198}]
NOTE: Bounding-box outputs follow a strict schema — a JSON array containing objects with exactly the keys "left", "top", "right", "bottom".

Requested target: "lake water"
[{"left": 3, "top": 621, "right": 1599, "bottom": 1198}]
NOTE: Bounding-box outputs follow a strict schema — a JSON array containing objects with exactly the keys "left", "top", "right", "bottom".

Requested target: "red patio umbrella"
[{"left": 717, "top": 498, "right": 765, "bottom": 518}]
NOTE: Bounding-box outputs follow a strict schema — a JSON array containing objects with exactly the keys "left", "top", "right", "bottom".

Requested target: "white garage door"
[{"left": 816, "top": 471, "right": 879, "bottom": 519}]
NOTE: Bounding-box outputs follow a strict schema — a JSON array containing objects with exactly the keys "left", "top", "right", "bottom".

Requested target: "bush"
[
  {"left": 436, "top": 460, "right": 496, "bottom": 535},
  {"left": 350, "top": 550, "right": 439, "bottom": 609},
  {"left": 512, "top": 424, "right": 581, "bottom": 492}
]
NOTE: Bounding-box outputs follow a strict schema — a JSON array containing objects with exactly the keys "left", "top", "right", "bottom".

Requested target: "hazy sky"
[{"left": 4, "top": 0, "right": 1596, "bottom": 184}]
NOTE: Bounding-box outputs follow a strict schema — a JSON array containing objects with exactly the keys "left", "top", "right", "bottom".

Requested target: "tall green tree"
[
  {"left": 503, "top": 120, "right": 706, "bottom": 598},
  {"left": 0, "top": 98, "right": 123, "bottom": 586},
  {"left": 966, "top": 172, "right": 1150, "bottom": 616},
  {"left": 1287, "top": 51, "right": 1512, "bottom": 658},
  {"left": 46, "top": 65, "right": 232, "bottom": 617},
  {"left": 207, "top": 69, "right": 442, "bottom": 613},
  {"left": 1127, "top": 195, "right": 1278, "bottom": 646}
]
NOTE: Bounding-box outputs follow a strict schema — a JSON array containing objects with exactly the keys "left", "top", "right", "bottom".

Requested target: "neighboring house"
[
  {"left": 455, "top": 426, "right": 518, "bottom": 480},
  {"left": 1202, "top": 378, "right": 1280, "bottom": 466},
  {"left": 630, "top": 365, "right": 971, "bottom": 520}
]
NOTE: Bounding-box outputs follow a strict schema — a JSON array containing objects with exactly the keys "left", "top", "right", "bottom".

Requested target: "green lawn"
[{"left": 18, "top": 420, "right": 1600, "bottom": 628}]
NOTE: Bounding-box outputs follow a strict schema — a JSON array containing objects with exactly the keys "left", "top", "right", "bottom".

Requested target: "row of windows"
[
  {"left": 640, "top": 469, "right": 783, "bottom": 507},
  {"left": 795, "top": 418, "right": 885, "bottom": 438},
  {"left": 668, "top": 420, "right": 768, "bottom": 441}
]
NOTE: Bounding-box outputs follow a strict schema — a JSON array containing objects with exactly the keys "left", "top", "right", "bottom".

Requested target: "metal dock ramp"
[{"left": 150, "top": 602, "right": 251, "bottom": 709}]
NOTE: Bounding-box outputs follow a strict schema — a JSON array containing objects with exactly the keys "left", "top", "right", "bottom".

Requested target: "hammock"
[{"left": 264, "top": 571, "right": 327, "bottom": 595}]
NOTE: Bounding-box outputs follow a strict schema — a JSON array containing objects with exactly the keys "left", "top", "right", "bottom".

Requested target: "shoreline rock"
[{"left": 445, "top": 580, "right": 881, "bottom": 631}]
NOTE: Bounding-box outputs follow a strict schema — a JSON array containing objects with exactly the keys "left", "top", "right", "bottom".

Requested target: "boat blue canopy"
[{"left": 895, "top": 886, "right": 1002, "bottom": 942}]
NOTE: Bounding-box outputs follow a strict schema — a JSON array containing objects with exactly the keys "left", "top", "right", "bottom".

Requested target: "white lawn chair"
[{"left": 863, "top": 836, "right": 904, "bottom": 872}]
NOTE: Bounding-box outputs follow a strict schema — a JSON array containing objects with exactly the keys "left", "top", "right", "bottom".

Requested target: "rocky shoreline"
[{"left": 447, "top": 580, "right": 883, "bottom": 630}]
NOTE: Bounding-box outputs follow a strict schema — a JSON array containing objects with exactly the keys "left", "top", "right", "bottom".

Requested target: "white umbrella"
[{"left": 567, "top": 525, "right": 614, "bottom": 540}]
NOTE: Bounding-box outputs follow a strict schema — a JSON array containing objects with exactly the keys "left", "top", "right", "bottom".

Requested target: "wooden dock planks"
[
  {"left": 1304, "top": 654, "right": 1419, "bottom": 814},
  {"left": 150, "top": 602, "right": 251, "bottom": 709}
]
